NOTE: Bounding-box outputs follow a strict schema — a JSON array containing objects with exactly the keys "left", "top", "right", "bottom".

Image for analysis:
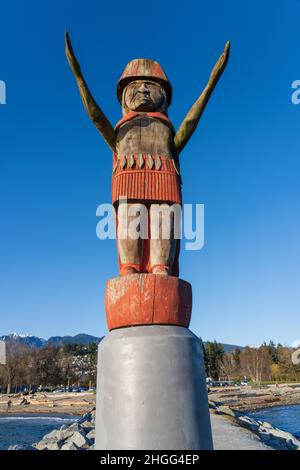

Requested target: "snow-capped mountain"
[
  {"left": 0, "top": 333, "right": 46, "bottom": 348},
  {"left": 0, "top": 333, "right": 241, "bottom": 353},
  {"left": 0, "top": 333, "right": 101, "bottom": 348}
]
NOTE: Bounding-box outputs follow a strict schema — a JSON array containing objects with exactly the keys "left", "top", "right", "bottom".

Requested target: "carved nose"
[{"left": 138, "top": 83, "right": 149, "bottom": 94}]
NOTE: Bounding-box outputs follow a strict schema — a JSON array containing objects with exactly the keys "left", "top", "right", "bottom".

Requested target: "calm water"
[
  {"left": 248, "top": 404, "right": 300, "bottom": 439},
  {"left": 0, "top": 414, "right": 79, "bottom": 450}
]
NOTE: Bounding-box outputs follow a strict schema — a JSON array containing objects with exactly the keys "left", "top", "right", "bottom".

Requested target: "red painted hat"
[{"left": 117, "top": 58, "right": 172, "bottom": 105}]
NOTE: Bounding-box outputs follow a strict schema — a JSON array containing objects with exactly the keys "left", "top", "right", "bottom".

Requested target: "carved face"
[{"left": 123, "top": 80, "right": 167, "bottom": 113}]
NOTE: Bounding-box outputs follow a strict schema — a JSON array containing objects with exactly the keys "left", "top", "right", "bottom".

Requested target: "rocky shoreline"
[
  {"left": 6, "top": 384, "right": 300, "bottom": 451},
  {"left": 209, "top": 400, "right": 300, "bottom": 450},
  {"left": 9, "top": 403, "right": 300, "bottom": 451},
  {"left": 9, "top": 409, "right": 96, "bottom": 451}
]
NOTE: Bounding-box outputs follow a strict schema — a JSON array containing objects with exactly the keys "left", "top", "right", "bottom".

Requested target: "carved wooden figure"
[{"left": 65, "top": 32, "right": 230, "bottom": 276}]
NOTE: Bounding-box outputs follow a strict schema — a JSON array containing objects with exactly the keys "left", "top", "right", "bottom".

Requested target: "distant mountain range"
[
  {"left": 0, "top": 332, "right": 243, "bottom": 351},
  {"left": 0, "top": 333, "right": 102, "bottom": 348},
  {"left": 213, "top": 343, "right": 243, "bottom": 353}
]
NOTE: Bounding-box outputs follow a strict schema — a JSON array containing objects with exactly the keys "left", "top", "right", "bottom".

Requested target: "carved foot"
[{"left": 151, "top": 264, "right": 169, "bottom": 275}]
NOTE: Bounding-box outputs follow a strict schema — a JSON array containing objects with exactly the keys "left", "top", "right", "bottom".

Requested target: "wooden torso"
[{"left": 116, "top": 116, "right": 174, "bottom": 157}]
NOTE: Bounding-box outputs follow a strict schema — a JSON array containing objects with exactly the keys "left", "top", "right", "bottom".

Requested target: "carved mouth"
[{"left": 136, "top": 93, "right": 151, "bottom": 102}]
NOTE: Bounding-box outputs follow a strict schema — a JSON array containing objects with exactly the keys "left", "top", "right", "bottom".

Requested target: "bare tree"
[{"left": 240, "top": 346, "right": 271, "bottom": 385}]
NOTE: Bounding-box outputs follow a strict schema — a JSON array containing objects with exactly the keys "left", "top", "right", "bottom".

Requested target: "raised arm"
[
  {"left": 65, "top": 31, "right": 116, "bottom": 151},
  {"left": 174, "top": 41, "right": 230, "bottom": 155}
]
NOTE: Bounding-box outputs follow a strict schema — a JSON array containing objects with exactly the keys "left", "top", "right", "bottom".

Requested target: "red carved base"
[{"left": 105, "top": 273, "right": 192, "bottom": 331}]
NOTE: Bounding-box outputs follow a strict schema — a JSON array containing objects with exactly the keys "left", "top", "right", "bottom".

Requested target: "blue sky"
[{"left": 0, "top": 0, "right": 299, "bottom": 346}]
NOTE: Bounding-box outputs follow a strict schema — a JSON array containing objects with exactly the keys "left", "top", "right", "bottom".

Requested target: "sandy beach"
[
  {"left": 0, "top": 391, "right": 95, "bottom": 416},
  {"left": 208, "top": 383, "right": 300, "bottom": 412}
]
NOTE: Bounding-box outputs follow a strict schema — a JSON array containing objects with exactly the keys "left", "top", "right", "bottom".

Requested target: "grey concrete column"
[{"left": 95, "top": 325, "right": 213, "bottom": 450}]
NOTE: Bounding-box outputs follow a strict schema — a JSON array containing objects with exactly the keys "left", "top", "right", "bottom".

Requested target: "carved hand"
[
  {"left": 65, "top": 31, "right": 82, "bottom": 79},
  {"left": 208, "top": 41, "right": 230, "bottom": 86},
  {"left": 174, "top": 41, "right": 230, "bottom": 155},
  {"left": 65, "top": 31, "right": 116, "bottom": 151}
]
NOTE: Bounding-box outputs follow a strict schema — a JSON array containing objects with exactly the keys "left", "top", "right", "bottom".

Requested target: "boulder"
[
  {"left": 237, "top": 415, "right": 260, "bottom": 431},
  {"left": 68, "top": 431, "right": 90, "bottom": 449},
  {"left": 34, "top": 440, "right": 49, "bottom": 450},
  {"left": 8, "top": 444, "right": 37, "bottom": 450},
  {"left": 78, "top": 413, "right": 92, "bottom": 424},
  {"left": 216, "top": 405, "right": 236, "bottom": 418},
  {"left": 260, "top": 421, "right": 273, "bottom": 429},
  {"left": 35, "top": 436, "right": 64, "bottom": 451},
  {"left": 46, "top": 440, "right": 63, "bottom": 451},
  {"left": 61, "top": 442, "right": 79, "bottom": 451},
  {"left": 80, "top": 420, "right": 93, "bottom": 430},
  {"left": 41, "top": 429, "right": 61, "bottom": 440},
  {"left": 54, "top": 422, "right": 82, "bottom": 439},
  {"left": 86, "top": 429, "right": 95, "bottom": 441},
  {"left": 66, "top": 422, "right": 82, "bottom": 433},
  {"left": 258, "top": 424, "right": 300, "bottom": 450}
]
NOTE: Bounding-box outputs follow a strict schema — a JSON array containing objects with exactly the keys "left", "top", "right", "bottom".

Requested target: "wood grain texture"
[
  {"left": 105, "top": 274, "right": 192, "bottom": 330},
  {"left": 116, "top": 117, "right": 174, "bottom": 157}
]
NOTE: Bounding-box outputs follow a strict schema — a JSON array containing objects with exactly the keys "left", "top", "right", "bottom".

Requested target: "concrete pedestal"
[{"left": 95, "top": 325, "right": 213, "bottom": 450}]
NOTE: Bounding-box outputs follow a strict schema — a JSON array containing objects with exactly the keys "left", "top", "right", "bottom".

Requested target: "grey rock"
[
  {"left": 259, "top": 431, "right": 272, "bottom": 443},
  {"left": 34, "top": 435, "right": 65, "bottom": 450},
  {"left": 90, "top": 414, "right": 96, "bottom": 425},
  {"left": 238, "top": 415, "right": 260, "bottom": 431},
  {"left": 8, "top": 444, "right": 37, "bottom": 450},
  {"left": 68, "top": 431, "right": 90, "bottom": 448},
  {"left": 35, "top": 437, "right": 64, "bottom": 451},
  {"left": 78, "top": 413, "right": 91, "bottom": 424},
  {"left": 46, "top": 440, "right": 63, "bottom": 451},
  {"left": 41, "top": 429, "right": 61, "bottom": 440},
  {"left": 80, "top": 420, "right": 93, "bottom": 430},
  {"left": 208, "top": 400, "right": 217, "bottom": 410},
  {"left": 258, "top": 424, "right": 300, "bottom": 450},
  {"left": 61, "top": 442, "right": 79, "bottom": 451},
  {"left": 66, "top": 422, "right": 82, "bottom": 433},
  {"left": 34, "top": 440, "right": 49, "bottom": 450},
  {"left": 217, "top": 405, "right": 236, "bottom": 418},
  {"left": 86, "top": 429, "right": 95, "bottom": 441},
  {"left": 260, "top": 421, "right": 273, "bottom": 429}
]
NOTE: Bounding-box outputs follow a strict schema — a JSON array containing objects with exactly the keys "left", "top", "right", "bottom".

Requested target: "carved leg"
[
  {"left": 117, "top": 202, "right": 145, "bottom": 275},
  {"left": 149, "top": 204, "right": 178, "bottom": 275}
]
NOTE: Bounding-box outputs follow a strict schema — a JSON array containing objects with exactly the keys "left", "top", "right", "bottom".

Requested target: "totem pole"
[{"left": 66, "top": 32, "right": 230, "bottom": 450}]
